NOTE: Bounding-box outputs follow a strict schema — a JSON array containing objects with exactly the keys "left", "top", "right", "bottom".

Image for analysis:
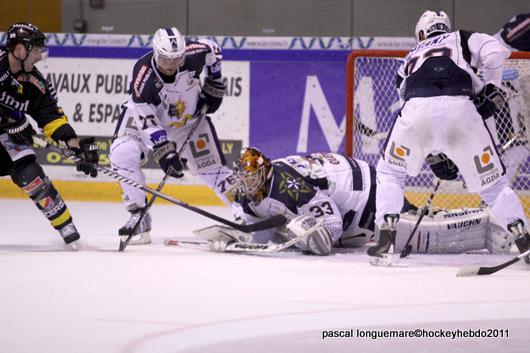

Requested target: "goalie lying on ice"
[{"left": 195, "top": 148, "right": 513, "bottom": 256}]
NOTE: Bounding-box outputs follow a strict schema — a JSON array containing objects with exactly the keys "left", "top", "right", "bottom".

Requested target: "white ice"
[{"left": 1, "top": 198, "right": 529, "bottom": 353}]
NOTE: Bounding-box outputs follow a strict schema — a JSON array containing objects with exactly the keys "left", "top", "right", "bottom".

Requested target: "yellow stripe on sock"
[{"left": 50, "top": 208, "right": 72, "bottom": 228}]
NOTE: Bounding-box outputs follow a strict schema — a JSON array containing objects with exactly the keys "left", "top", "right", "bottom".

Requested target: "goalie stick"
[
  {"left": 119, "top": 105, "right": 208, "bottom": 251},
  {"left": 164, "top": 234, "right": 306, "bottom": 254},
  {"left": 456, "top": 249, "right": 530, "bottom": 277},
  {"left": 34, "top": 135, "right": 287, "bottom": 233}
]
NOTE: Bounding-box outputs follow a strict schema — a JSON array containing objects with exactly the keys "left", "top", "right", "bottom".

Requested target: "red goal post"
[{"left": 345, "top": 50, "right": 530, "bottom": 214}]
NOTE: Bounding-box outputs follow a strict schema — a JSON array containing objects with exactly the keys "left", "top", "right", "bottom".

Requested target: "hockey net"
[{"left": 346, "top": 50, "right": 530, "bottom": 216}]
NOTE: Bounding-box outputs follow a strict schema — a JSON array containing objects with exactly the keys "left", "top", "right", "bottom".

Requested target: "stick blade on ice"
[{"left": 456, "top": 266, "right": 481, "bottom": 277}]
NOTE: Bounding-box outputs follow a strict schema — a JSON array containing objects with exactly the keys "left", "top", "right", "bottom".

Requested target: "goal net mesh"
[{"left": 346, "top": 50, "right": 530, "bottom": 216}]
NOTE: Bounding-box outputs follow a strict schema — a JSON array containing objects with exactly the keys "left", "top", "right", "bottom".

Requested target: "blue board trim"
[{"left": 48, "top": 47, "right": 349, "bottom": 62}]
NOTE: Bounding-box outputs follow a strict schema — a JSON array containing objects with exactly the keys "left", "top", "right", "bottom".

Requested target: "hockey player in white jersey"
[
  {"left": 368, "top": 10, "right": 530, "bottom": 264},
  {"left": 194, "top": 148, "right": 513, "bottom": 256},
  {"left": 226, "top": 148, "right": 383, "bottom": 255},
  {"left": 109, "top": 27, "right": 233, "bottom": 245}
]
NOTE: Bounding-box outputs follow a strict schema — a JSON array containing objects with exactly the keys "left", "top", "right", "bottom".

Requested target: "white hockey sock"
[
  {"left": 479, "top": 180, "right": 526, "bottom": 229},
  {"left": 375, "top": 159, "right": 406, "bottom": 226}
]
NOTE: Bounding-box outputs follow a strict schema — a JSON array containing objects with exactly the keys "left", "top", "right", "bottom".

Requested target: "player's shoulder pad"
[
  {"left": 268, "top": 161, "right": 317, "bottom": 214},
  {"left": 131, "top": 52, "right": 162, "bottom": 105},
  {"left": 181, "top": 39, "right": 222, "bottom": 77},
  {"left": 15, "top": 68, "right": 48, "bottom": 94}
]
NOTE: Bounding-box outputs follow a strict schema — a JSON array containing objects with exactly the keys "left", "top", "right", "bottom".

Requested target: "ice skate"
[
  {"left": 368, "top": 214, "right": 398, "bottom": 266},
  {"left": 119, "top": 207, "right": 152, "bottom": 245},
  {"left": 58, "top": 222, "right": 82, "bottom": 250},
  {"left": 508, "top": 219, "right": 530, "bottom": 264}
]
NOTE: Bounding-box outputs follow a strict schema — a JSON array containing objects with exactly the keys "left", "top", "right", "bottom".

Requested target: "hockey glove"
[
  {"left": 153, "top": 141, "right": 186, "bottom": 178},
  {"left": 426, "top": 153, "right": 459, "bottom": 180},
  {"left": 196, "top": 77, "right": 227, "bottom": 114},
  {"left": 0, "top": 111, "right": 36, "bottom": 146},
  {"left": 70, "top": 137, "right": 99, "bottom": 178},
  {"left": 473, "top": 83, "right": 505, "bottom": 119},
  {"left": 286, "top": 216, "right": 333, "bottom": 256}
]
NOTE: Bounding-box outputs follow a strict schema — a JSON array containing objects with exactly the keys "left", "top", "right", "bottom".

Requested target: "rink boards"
[
  {"left": 1, "top": 45, "right": 528, "bottom": 207},
  {"left": 1, "top": 47, "right": 351, "bottom": 204}
]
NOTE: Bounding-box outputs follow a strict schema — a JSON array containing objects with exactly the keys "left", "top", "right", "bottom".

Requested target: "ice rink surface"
[{"left": 1, "top": 198, "right": 529, "bottom": 353}]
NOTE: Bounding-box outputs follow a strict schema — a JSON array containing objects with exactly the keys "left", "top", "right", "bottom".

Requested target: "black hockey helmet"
[{"left": 6, "top": 23, "right": 47, "bottom": 52}]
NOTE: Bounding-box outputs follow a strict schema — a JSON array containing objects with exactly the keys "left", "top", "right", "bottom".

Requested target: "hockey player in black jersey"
[
  {"left": 109, "top": 27, "right": 232, "bottom": 245},
  {"left": 0, "top": 23, "right": 99, "bottom": 249}
]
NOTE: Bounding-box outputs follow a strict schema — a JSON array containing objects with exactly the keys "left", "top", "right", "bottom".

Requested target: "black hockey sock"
[{"left": 21, "top": 176, "right": 73, "bottom": 230}]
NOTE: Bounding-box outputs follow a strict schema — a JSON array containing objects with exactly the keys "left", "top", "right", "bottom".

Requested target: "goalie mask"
[
  {"left": 415, "top": 10, "right": 451, "bottom": 43},
  {"left": 233, "top": 147, "right": 273, "bottom": 201},
  {"left": 152, "top": 27, "right": 186, "bottom": 72}
]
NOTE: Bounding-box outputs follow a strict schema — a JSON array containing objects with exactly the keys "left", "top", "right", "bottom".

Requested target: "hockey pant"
[
  {"left": 375, "top": 96, "right": 526, "bottom": 231},
  {"left": 109, "top": 116, "right": 235, "bottom": 209},
  {"left": 0, "top": 135, "right": 73, "bottom": 231}
]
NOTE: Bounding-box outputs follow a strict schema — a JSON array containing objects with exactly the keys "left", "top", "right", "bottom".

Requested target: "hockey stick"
[
  {"left": 164, "top": 234, "right": 305, "bottom": 254},
  {"left": 119, "top": 105, "right": 208, "bottom": 251},
  {"left": 456, "top": 249, "right": 530, "bottom": 277},
  {"left": 34, "top": 135, "right": 287, "bottom": 233},
  {"left": 400, "top": 179, "right": 441, "bottom": 258}
]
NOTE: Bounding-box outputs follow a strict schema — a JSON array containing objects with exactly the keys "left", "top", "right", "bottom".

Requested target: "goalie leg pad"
[
  {"left": 194, "top": 225, "right": 251, "bottom": 243},
  {"left": 194, "top": 225, "right": 252, "bottom": 252},
  {"left": 337, "top": 229, "right": 373, "bottom": 248},
  {"left": 395, "top": 209, "right": 491, "bottom": 254}
]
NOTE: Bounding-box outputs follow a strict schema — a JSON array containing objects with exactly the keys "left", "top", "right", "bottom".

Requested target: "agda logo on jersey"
[
  {"left": 473, "top": 146, "right": 500, "bottom": 186},
  {"left": 389, "top": 142, "right": 410, "bottom": 160},
  {"left": 387, "top": 141, "right": 410, "bottom": 167},
  {"left": 473, "top": 146, "right": 495, "bottom": 173}
]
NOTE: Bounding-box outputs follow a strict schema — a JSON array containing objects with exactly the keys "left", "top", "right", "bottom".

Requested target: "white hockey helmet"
[
  {"left": 152, "top": 27, "right": 186, "bottom": 69},
  {"left": 415, "top": 10, "right": 451, "bottom": 42}
]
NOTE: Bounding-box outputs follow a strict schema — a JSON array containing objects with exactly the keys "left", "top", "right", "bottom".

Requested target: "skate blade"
[
  {"left": 369, "top": 254, "right": 393, "bottom": 267},
  {"left": 62, "top": 240, "right": 84, "bottom": 251},
  {"left": 122, "top": 232, "right": 151, "bottom": 245}
]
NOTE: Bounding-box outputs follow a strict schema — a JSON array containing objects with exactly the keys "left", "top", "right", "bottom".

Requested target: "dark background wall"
[{"left": 1, "top": 0, "right": 529, "bottom": 37}]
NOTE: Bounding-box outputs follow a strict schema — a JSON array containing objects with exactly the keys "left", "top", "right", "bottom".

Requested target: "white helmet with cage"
[
  {"left": 415, "top": 10, "right": 451, "bottom": 43},
  {"left": 152, "top": 27, "right": 186, "bottom": 70}
]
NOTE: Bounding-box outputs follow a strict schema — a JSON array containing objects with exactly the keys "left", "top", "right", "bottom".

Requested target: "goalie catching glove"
[
  {"left": 426, "top": 153, "right": 459, "bottom": 180},
  {"left": 196, "top": 77, "right": 227, "bottom": 114},
  {"left": 152, "top": 141, "right": 186, "bottom": 178},
  {"left": 285, "top": 215, "right": 333, "bottom": 256},
  {"left": 473, "top": 83, "right": 505, "bottom": 119}
]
